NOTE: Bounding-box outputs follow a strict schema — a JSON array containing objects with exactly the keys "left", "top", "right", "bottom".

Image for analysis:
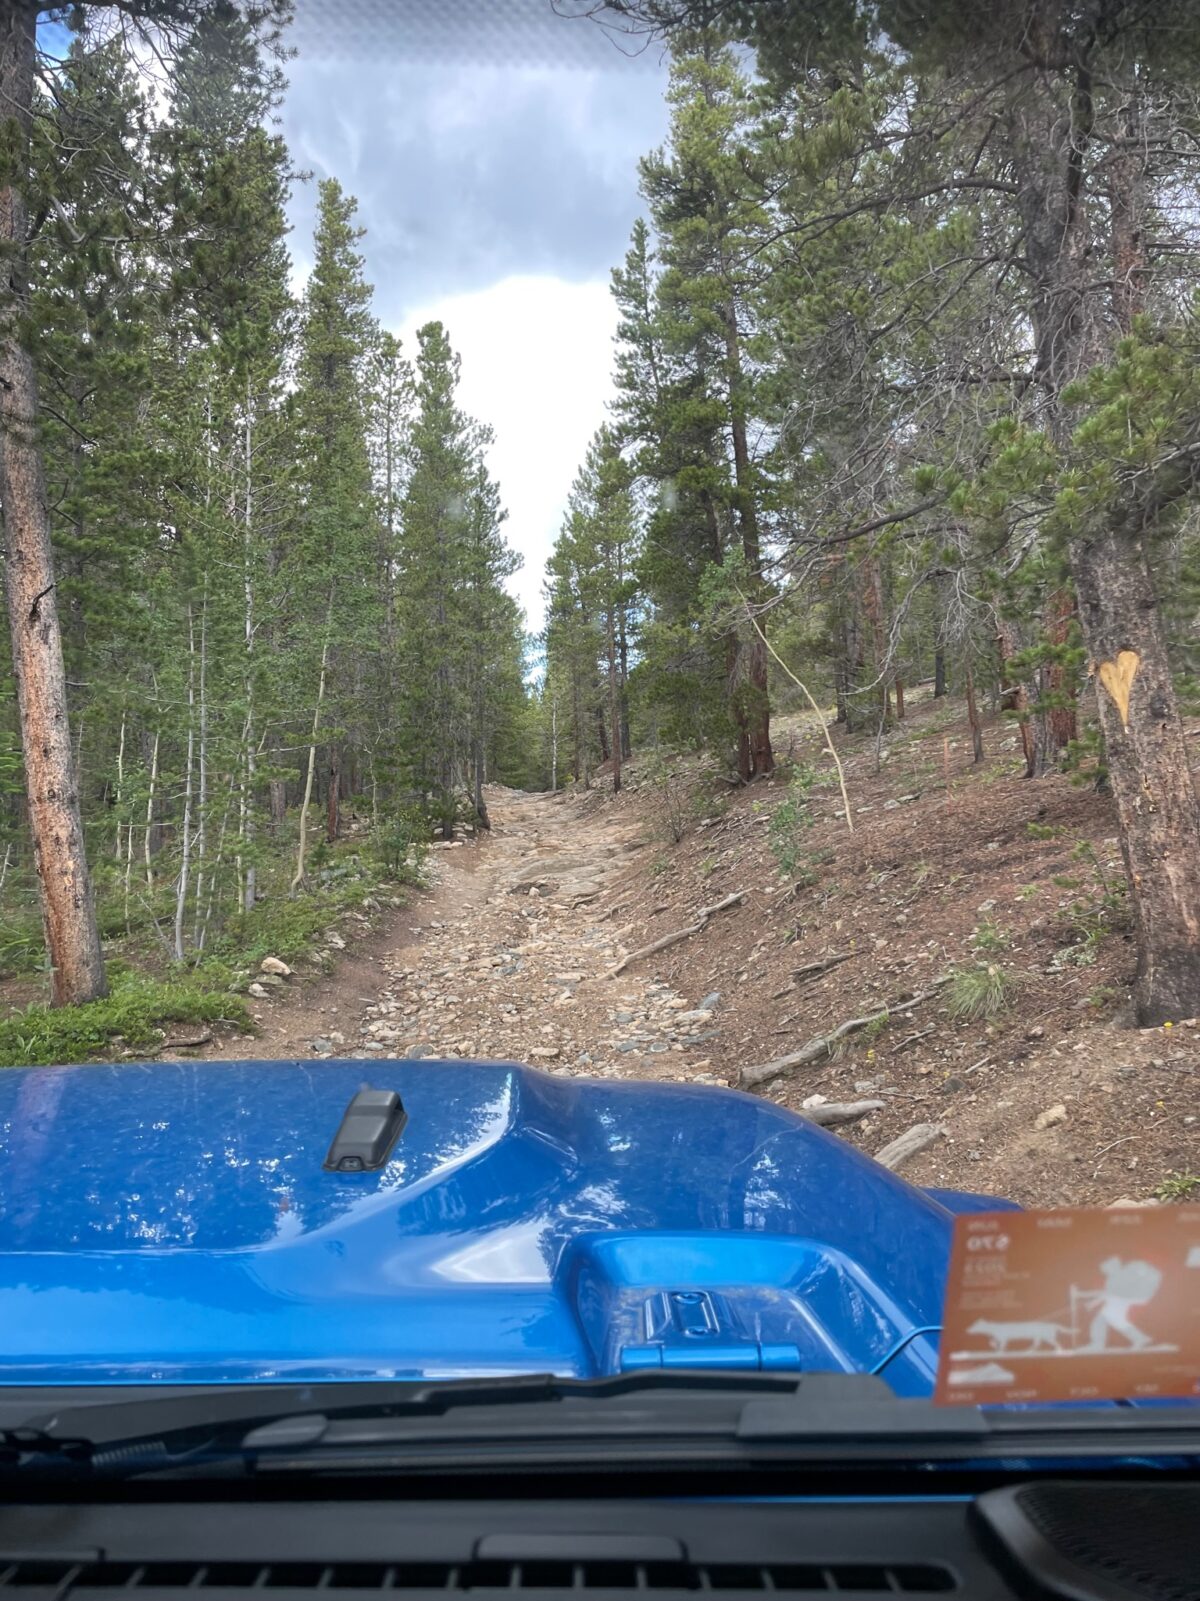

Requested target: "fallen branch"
[
  {"left": 875, "top": 1122, "right": 944, "bottom": 1171},
  {"left": 738, "top": 593, "right": 853, "bottom": 834},
  {"left": 801, "top": 1099, "right": 884, "bottom": 1128},
  {"left": 792, "top": 951, "right": 856, "bottom": 985},
  {"left": 740, "top": 978, "right": 950, "bottom": 1088},
  {"left": 131, "top": 1027, "right": 214, "bottom": 1058},
  {"left": 609, "top": 890, "right": 748, "bottom": 976}
]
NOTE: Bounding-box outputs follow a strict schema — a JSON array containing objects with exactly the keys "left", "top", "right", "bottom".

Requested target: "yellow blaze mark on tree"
[{"left": 1097, "top": 650, "right": 1141, "bottom": 732}]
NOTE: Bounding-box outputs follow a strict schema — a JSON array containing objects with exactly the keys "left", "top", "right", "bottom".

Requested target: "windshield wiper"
[{"left": 3, "top": 1373, "right": 1197, "bottom": 1480}]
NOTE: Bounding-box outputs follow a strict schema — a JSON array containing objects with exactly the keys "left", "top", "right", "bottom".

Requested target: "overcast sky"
[{"left": 282, "top": 0, "right": 669, "bottom": 626}]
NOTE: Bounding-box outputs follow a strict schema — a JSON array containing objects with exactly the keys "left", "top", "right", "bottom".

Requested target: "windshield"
[{"left": 0, "top": 0, "right": 1197, "bottom": 1481}]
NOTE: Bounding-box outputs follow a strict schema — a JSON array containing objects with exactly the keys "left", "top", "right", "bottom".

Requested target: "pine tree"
[{"left": 289, "top": 177, "right": 378, "bottom": 882}]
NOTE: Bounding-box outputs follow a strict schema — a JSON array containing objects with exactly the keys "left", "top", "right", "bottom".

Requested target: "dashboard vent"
[{"left": 0, "top": 1558, "right": 957, "bottom": 1596}]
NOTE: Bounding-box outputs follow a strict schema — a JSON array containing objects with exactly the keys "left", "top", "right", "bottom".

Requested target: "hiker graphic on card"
[{"left": 1073, "top": 1257, "right": 1162, "bottom": 1352}]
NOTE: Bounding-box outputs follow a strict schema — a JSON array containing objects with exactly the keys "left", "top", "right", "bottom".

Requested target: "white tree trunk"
[
  {"left": 193, "top": 581, "right": 208, "bottom": 947},
  {"left": 174, "top": 606, "right": 196, "bottom": 962},
  {"left": 144, "top": 728, "right": 159, "bottom": 886},
  {"left": 291, "top": 590, "right": 334, "bottom": 894}
]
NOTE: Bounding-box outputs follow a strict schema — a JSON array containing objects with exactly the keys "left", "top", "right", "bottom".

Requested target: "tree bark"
[
  {"left": 996, "top": 620, "right": 1035, "bottom": 774},
  {"left": 934, "top": 651, "right": 946, "bottom": 697},
  {"left": 144, "top": 728, "right": 159, "bottom": 886},
  {"left": 1071, "top": 531, "right": 1200, "bottom": 1024},
  {"left": 861, "top": 555, "right": 892, "bottom": 726},
  {"left": 1046, "top": 586, "right": 1078, "bottom": 754},
  {"left": 325, "top": 742, "right": 340, "bottom": 845},
  {"left": 607, "top": 601, "right": 621, "bottom": 795},
  {"left": 173, "top": 606, "right": 196, "bottom": 963},
  {"left": 0, "top": 1, "right": 105, "bottom": 1004},
  {"left": 965, "top": 659, "right": 984, "bottom": 765},
  {"left": 721, "top": 294, "right": 773, "bottom": 777},
  {"left": 1002, "top": 20, "right": 1200, "bottom": 1018},
  {"left": 292, "top": 591, "right": 333, "bottom": 893}
]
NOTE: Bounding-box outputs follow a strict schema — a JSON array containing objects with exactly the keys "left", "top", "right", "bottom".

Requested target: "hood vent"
[{"left": 0, "top": 1558, "right": 956, "bottom": 1596}]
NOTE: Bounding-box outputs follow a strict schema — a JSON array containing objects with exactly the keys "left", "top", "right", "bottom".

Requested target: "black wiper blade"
[
  {"left": 1, "top": 1369, "right": 812, "bottom": 1476},
  {"left": 7, "top": 1375, "right": 1198, "bottom": 1479}
]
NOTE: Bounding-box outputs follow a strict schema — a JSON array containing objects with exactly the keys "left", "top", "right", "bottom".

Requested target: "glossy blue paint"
[{"left": 0, "top": 1060, "right": 1015, "bottom": 1392}]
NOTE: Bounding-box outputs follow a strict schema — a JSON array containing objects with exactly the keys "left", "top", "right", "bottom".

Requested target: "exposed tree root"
[
  {"left": 609, "top": 890, "right": 748, "bottom": 976},
  {"left": 740, "top": 977, "right": 949, "bottom": 1087}
]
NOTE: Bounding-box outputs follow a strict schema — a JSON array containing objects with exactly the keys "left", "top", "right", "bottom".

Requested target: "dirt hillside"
[{"left": 200, "top": 693, "right": 1199, "bottom": 1209}]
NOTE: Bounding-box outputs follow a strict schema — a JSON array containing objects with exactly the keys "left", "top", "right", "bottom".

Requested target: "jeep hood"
[{"left": 0, "top": 1060, "right": 1001, "bottom": 1392}]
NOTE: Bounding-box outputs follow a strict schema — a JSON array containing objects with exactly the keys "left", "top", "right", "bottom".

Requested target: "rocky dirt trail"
[
  {"left": 204, "top": 786, "right": 733, "bottom": 1084},
  {"left": 198, "top": 698, "right": 1198, "bottom": 1210}
]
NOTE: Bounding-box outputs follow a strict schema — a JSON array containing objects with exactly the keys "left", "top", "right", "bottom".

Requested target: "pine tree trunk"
[
  {"left": 269, "top": 759, "right": 287, "bottom": 833},
  {"left": 965, "top": 660, "right": 984, "bottom": 765},
  {"left": 721, "top": 294, "right": 773, "bottom": 777},
  {"left": 1072, "top": 528, "right": 1200, "bottom": 1023},
  {"left": 0, "top": 1, "right": 105, "bottom": 1005},
  {"left": 242, "top": 396, "right": 256, "bottom": 914},
  {"left": 1008, "top": 27, "right": 1200, "bottom": 1018},
  {"left": 607, "top": 604, "right": 621, "bottom": 795},
  {"left": 894, "top": 678, "right": 905, "bottom": 721},
  {"left": 862, "top": 556, "right": 892, "bottom": 726},
  {"left": 617, "top": 545, "right": 632, "bottom": 760},
  {"left": 292, "top": 594, "right": 333, "bottom": 893},
  {"left": 934, "top": 649, "right": 947, "bottom": 698},
  {"left": 174, "top": 606, "right": 196, "bottom": 962},
  {"left": 193, "top": 582, "right": 208, "bottom": 947},
  {"left": 325, "top": 742, "right": 340, "bottom": 844},
  {"left": 113, "top": 711, "right": 125, "bottom": 861},
  {"left": 1046, "top": 587, "right": 1078, "bottom": 753},
  {"left": 144, "top": 728, "right": 159, "bottom": 886},
  {"left": 996, "top": 620, "right": 1035, "bottom": 774}
]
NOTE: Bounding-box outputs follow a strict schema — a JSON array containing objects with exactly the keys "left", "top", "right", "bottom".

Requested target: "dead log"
[
  {"left": 875, "top": 1122, "right": 944, "bottom": 1171},
  {"left": 801, "top": 1099, "right": 884, "bottom": 1127},
  {"left": 740, "top": 978, "right": 949, "bottom": 1088},
  {"left": 609, "top": 890, "right": 748, "bottom": 976}
]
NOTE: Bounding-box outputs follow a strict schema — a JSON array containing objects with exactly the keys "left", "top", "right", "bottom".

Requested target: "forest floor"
[{"left": 195, "top": 689, "right": 1199, "bottom": 1210}]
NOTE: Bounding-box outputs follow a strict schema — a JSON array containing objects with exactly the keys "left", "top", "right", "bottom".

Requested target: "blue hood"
[{"left": 0, "top": 1060, "right": 999, "bottom": 1393}]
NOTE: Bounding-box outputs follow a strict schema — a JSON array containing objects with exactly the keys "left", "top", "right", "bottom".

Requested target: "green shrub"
[
  {"left": 0, "top": 972, "right": 251, "bottom": 1068},
  {"left": 972, "top": 920, "right": 1011, "bottom": 954},
  {"left": 370, "top": 805, "right": 429, "bottom": 879},
  {"left": 769, "top": 767, "right": 817, "bottom": 876}
]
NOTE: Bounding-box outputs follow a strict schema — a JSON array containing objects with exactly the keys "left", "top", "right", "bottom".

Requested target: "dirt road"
[{"left": 204, "top": 787, "right": 732, "bottom": 1084}]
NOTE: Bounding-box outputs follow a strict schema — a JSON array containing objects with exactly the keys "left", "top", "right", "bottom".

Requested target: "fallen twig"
[
  {"left": 609, "top": 890, "right": 748, "bottom": 976},
  {"left": 1092, "top": 1134, "right": 1137, "bottom": 1178},
  {"left": 792, "top": 951, "right": 856, "bottom": 985},
  {"left": 740, "top": 978, "right": 950, "bottom": 1088},
  {"left": 892, "top": 1025, "right": 935, "bottom": 1054}
]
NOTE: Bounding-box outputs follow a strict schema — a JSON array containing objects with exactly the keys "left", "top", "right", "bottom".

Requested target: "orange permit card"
[{"left": 934, "top": 1205, "right": 1200, "bottom": 1405}]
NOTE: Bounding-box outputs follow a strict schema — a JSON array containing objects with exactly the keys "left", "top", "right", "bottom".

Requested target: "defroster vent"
[{"left": 0, "top": 1558, "right": 957, "bottom": 1597}]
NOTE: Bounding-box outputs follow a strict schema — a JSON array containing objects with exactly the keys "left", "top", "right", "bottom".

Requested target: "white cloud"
[{"left": 397, "top": 275, "right": 617, "bottom": 630}]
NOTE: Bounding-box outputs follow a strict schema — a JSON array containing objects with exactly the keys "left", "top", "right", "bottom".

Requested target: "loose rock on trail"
[{"left": 202, "top": 787, "right": 729, "bottom": 1086}]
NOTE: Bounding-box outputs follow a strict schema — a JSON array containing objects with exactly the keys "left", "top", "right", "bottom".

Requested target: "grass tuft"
[
  {"left": 946, "top": 962, "right": 1016, "bottom": 1021},
  {"left": 1154, "top": 1171, "right": 1200, "bottom": 1203}
]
